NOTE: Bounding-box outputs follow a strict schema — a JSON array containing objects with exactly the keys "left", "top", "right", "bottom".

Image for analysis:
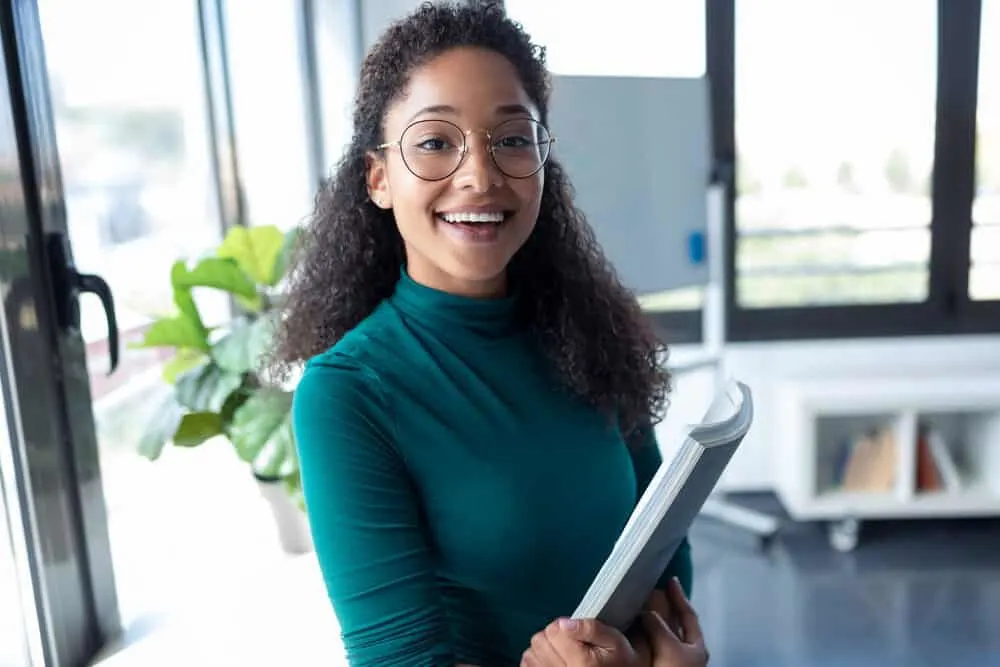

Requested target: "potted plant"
[{"left": 134, "top": 224, "right": 312, "bottom": 554}]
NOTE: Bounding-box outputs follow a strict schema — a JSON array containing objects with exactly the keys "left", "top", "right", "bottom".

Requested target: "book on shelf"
[
  {"left": 840, "top": 426, "right": 897, "bottom": 493},
  {"left": 919, "top": 426, "right": 963, "bottom": 492},
  {"left": 571, "top": 379, "right": 754, "bottom": 631},
  {"left": 830, "top": 422, "right": 963, "bottom": 495}
]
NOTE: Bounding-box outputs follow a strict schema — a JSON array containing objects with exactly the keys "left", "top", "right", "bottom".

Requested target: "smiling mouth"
[{"left": 436, "top": 211, "right": 511, "bottom": 226}]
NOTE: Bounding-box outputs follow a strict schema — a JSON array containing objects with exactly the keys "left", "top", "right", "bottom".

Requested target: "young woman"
[{"left": 273, "top": 2, "right": 709, "bottom": 666}]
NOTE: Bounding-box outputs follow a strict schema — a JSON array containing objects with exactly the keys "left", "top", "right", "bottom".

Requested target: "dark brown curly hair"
[{"left": 273, "top": 0, "right": 671, "bottom": 440}]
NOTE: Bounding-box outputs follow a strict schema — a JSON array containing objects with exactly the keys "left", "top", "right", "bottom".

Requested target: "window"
[
  {"left": 709, "top": 0, "right": 998, "bottom": 340},
  {"left": 39, "top": 0, "right": 291, "bottom": 627},
  {"left": 224, "top": 0, "right": 316, "bottom": 230},
  {"left": 504, "top": 0, "right": 707, "bottom": 342},
  {"left": 972, "top": 0, "right": 999, "bottom": 300},
  {"left": 733, "top": 0, "right": 937, "bottom": 309},
  {"left": 0, "top": 494, "right": 30, "bottom": 667},
  {"left": 310, "top": 0, "right": 360, "bottom": 171}
]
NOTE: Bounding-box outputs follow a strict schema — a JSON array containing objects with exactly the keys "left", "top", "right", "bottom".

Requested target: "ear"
[{"left": 366, "top": 151, "right": 392, "bottom": 209}]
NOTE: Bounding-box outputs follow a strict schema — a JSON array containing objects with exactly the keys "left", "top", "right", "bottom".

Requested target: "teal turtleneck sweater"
[{"left": 292, "top": 269, "right": 692, "bottom": 667}]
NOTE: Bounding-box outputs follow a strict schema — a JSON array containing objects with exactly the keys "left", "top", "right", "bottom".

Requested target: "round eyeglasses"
[{"left": 376, "top": 118, "right": 555, "bottom": 181}]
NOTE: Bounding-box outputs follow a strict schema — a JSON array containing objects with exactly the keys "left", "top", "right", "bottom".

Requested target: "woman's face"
[{"left": 367, "top": 46, "right": 545, "bottom": 297}]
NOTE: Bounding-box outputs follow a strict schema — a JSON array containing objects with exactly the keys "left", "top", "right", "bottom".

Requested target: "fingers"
[
  {"left": 644, "top": 588, "right": 671, "bottom": 618},
  {"left": 667, "top": 577, "right": 705, "bottom": 647},
  {"left": 640, "top": 609, "right": 681, "bottom": 656},
  {"left": 549, "top": 618, "right": 622, "bottom": 650},
  {"left": 521, "top": 631, "right": 568, "bottom": 667},
  {"left": 540, "top": 619, "right": 597, "bottom": 664},
  {"left": 645, "top": 586, "right": 683, "bottom": 639}
]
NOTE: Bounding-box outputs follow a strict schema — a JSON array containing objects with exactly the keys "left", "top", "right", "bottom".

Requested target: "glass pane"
[
  {"left": 39, "top": 0, "right": 287, "bottom": 629},
  {"left": 969, "top": 262, "right": 1000, "bottom": 300},
  {"left": 638, "top": 286, "right": 705, "bottom": 312},
  {"left": 1, "top": 495, "right": 30, "bottom": 667},
  {"left": 1, "top": 397, "right": 37, "bottom": 666},
  {"left": 972, "top": 0, "right": 999, "bottom": 299},
  {"left": 225, "top": 1, "right": 315, "bottom": 229},
  {"left": 311, "top": 0, "right": 357, "bottom": 171},
  {"left": 504, "top": 1, "right": 705, "bottom": 78},
  {"left": 734, "top": 0, "right": 937, "bottom": 308}
]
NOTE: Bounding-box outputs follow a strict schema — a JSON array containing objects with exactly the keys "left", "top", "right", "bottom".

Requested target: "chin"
[
  {"left": 441, "top": 257, "right": 512, "bottom": 294},
  {"left": 451, "top": 258, "right": 510, "bottom": 282}
]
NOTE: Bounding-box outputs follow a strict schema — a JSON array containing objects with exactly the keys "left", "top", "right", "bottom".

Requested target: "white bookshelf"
[{"left": 775, "top": 374, "right": 1000, "bottom": 551}]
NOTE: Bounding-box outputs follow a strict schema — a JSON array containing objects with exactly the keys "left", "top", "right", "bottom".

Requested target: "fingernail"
[{"left": 559, "top": 618, "right": 578, "bottom": 631}]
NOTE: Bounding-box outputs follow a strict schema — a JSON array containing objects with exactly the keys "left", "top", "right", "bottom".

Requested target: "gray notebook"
[{"left": 572, "top": 379, "right": 754, "bottom": 630}]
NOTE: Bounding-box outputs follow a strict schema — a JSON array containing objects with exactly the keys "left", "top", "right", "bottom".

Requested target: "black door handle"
[{"left": 45, "top": 231, "right": 120, "bottom": 375}]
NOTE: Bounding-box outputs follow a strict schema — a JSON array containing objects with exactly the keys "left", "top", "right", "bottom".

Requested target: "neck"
[{"left": 406, "top": 262, "right": 508, "bottom": 299}]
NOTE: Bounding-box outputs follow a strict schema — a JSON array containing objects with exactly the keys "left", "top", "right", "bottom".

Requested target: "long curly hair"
[{"left": 273, "top": 1, "right": 671, "bottom": 440}]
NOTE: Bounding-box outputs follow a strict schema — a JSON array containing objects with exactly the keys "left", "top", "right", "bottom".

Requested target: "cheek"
[
  {"left": 512, "top": 176, "right": 544, "bottom": 217},
  {"left": 389, "top": 165, "right": 446, "bottom": 216}
]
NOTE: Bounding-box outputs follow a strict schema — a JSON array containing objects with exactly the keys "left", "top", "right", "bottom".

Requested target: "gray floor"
[{"left": 688, "top": 494, "right": 1000, "bottom": 667}]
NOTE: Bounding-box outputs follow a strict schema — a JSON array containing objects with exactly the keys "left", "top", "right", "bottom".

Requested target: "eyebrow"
[{"left": 406, "top": 103, "right": 535, "bottom": 124}]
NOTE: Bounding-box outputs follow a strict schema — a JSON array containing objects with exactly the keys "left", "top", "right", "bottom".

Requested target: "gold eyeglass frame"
[{"left": 376, "top": 118, "right": 556, "bottom": 181}]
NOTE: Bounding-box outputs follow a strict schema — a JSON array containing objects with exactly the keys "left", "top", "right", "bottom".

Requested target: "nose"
[{"left": 453, "top": 132, "right": 503, "bottom": 192}]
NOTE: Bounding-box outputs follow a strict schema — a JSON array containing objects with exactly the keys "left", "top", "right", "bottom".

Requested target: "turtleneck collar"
[{"left": 389, "top": 267, "right": 519, "bottom": 339}]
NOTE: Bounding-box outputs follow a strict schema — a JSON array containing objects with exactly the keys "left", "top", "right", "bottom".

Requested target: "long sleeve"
[
  {"left": 628, "top": 426, "right": 694, "bottom": 598},
  {"left": 292, "top": 356, "right": 455, "bottom": 666}
]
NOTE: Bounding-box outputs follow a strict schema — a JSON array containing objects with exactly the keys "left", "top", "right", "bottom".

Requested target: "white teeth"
[{"left": 440, "top": 211, "right": 505, "bottom": 224}]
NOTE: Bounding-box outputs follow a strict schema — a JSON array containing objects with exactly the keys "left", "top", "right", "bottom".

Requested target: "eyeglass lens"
[{"left": 399, "top": 118, "right": 551, "bottom": 180}]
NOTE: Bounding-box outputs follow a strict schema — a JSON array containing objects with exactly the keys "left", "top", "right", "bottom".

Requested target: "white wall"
[{"left": 660, "top": 334, "right": 1000, "bottom": 494}]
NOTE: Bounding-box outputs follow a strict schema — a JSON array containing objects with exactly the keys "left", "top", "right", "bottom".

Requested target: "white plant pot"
[{"left": 257, "top": 478, "right": 314, "bottom": 555}]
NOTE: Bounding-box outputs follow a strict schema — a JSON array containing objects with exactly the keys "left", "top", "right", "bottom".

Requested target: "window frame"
[{"left": 708, "top": 0, "right": 1000, "bottom": 342}]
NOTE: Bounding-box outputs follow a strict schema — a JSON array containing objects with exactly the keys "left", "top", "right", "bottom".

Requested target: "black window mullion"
[
  {"left": 705, "top": 0, "right": 736, "bottom": 337},
  {"left": 929, "top": 0, "right": 981, "bottom": 318}
]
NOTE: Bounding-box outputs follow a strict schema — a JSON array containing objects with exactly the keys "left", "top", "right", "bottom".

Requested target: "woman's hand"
[
  {"left": 520, "top": 617, "right": 643, "bottom": 667},
  {"left": 640, "top": 578, "right": 709, "bottom": 667},
  {"left": 520, "top": 578, "right": 708, "bottom": 667}
]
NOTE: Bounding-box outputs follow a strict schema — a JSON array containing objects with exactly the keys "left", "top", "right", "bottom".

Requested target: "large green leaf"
[
  {"left": 138, "top": 393, "right": 184, "bottom": 460},
  {"left": 173, "top": 412, "right": 224, "bottom": 447},
  {"left": 169, "top": 261, "right": 207, "bottom": 333},
  {"left": 229, "top": 389, "right": 296, "bottom": 479},
  {"left": 132, "top": 314, "right": 210, "bottom": 352},
  {"left": 219, "top": 385, "right": 251, "bottom": 428},
  {"left": 217, "top": 226, "right": 285, "bottom": 287},
  {"left": 162, "top": 349, "right": 208, "bottom": 383},
  {"left": 172, "top": 256, "right": 260, "bottom": 306},
  {"left": 175, "top": 362, "right": 243, "bottom": 413},
  {"left": 211, "top": 315, "right": 275, "bottom": 374},
  {"left": 271, "top": 227, "right": 301, "bottom": 284}
]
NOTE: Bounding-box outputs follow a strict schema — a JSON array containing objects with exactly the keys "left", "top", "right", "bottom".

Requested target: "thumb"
[{"left": 641, "top": 610, "right": 682, "bottom": 656}]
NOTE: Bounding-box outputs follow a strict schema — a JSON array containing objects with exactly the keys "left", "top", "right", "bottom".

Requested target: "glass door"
[
  {"left": 35, "top": 0, "right": 235, "bottom": 626},
  {"left": 0, "top": 0, "right": 120, "bottom": 664},
  {"left": 0, "top": 483, "right": 33, "bottom": 667},
  {"left": 2, "top": 0, "right": 325, "bottom": 662}
]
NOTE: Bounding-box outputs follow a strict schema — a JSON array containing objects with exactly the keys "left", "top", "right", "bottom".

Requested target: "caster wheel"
[{"left": 828, "top": 518, "right": 861, "bottom": 552}]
